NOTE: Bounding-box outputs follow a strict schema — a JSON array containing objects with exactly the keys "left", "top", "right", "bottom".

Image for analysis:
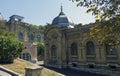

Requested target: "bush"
[
  {"left": 0, "top": 36, "right": 25, "bottom": 63},
  {"left": 37, "top": 42, "right": 45, "bottom": 56}
]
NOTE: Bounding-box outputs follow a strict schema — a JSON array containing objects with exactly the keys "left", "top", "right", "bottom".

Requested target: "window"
[
  {"left": 51, "top": 45, "right": 57, "bottom": 57},
  {"left": 21, "top": 53, "right": 31, "bottom": 61},
  {"left": 18, "top": 32, "right": 23, "bottom": 40},
  {"left": 37, "top": 35, "right": 41, "bottom": 42},
  {"left": 30, "top": 34, "right": 34, "bottom": 41},
  {"left": 71, "top": 43, "right": 78, "bottom": 56},
  {"left": 86, "top": 41, "right": 95, "bottom": 55},
  {"left": 106, "top": 45, "right": 117, "bottom": 55}
]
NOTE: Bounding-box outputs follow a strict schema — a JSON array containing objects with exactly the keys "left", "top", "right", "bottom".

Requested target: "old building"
[
  {"left": 0, "top": 14, "right": 44, "bottom": 62},
  {"left": 44, "top": 6, "right": 120, "bottom": 69}
]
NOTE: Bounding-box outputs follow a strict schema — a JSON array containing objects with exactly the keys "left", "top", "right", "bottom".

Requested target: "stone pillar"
[
  {"left": 95, "top": 47, "right": 101, "bottom": 63},
  {"left": 30, "top": 43, "right": 38, "bottom": 63},
  {"left": 25, "top": 66, "right": 43, "bottom": 76},
  {"left": 117, "top": 46, "right": 120, "bottom": 63},
  {"left": 100, "top": 46, "right": 106, "bottom": 63}
]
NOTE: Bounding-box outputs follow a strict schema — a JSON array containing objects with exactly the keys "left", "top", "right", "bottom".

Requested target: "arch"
[
  {"left": 71, "top": 43, "right": 78, "bottom": 56},
  {"left": 51, "top": 45, "right": 57, "bottom": 57},
  {"left": 37, "top": 35, "right": 41, "bottom": 42},
  {"left": 82, "top": 38, "right": 98, "bottom": 47},
  {"left": 105, "top": 44, "right": 117, "bottom": 55},
  {"left": 29, "top": 34, "right": 34, "bottom": 41},
  {"left": 86, "top": 41, "right": 95, "bottom": 55},
  {"left": 18, "top": 32, "right": 23, "bottom": 40},
  {"left": 20, "top": 52, "right": 31, "bottom": 61}
]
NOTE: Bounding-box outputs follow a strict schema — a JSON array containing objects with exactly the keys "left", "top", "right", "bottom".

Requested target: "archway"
[{"left": 20, "top": 53, "right": 31, "bottom": 61}]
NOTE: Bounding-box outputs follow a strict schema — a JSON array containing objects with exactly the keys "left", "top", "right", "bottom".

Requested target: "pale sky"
[{"left": 0, "top": 0, "right": 95, "bottom": 25}]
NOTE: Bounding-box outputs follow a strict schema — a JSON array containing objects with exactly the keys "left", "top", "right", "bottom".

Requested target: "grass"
[
  {"left": 42, "top": 68, "right": 61, "bottom": 76},
  {"left": 0, "top": 59, "right": 34, "bottom": 76},
  {"left": 0, "top": 59, "right": 61, "bottom": 76}
]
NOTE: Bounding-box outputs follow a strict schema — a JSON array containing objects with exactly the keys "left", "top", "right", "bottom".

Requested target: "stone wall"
[
  {"left": 7, "top": 17, "right": 44, "bottom": 62},
  {"left": 44, "top": 25, "right": 120, "bottom": 69}
]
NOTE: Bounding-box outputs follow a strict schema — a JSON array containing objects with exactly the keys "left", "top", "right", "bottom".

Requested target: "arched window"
[
  {"left": 30, "top": 34, "right": 34, "bottom": 41},
  {"left": 86, "top": 41, "right": 95, "bottom": 55},
  {"left": 106, "top": 45, "right": 117, "bottom": 55},
  {"left": 37, "top": 35, "right": 41, "bottom": 42},
  {"left": 18, "top": 32, "right": 23, "bottom": 40},
  {"left": 51, "top": 45, "right": 57, "bottom": 57},
  {"left": 71, "top": 43, "right": 78, "bottom": 56},
  {"left": 20, "top": 53, "right": 31, "bottom": 61}
]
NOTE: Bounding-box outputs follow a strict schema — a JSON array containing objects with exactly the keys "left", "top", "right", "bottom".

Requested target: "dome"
[
  {"left": 52, "top": 6, "right": 74, "bottom": 28},
  {"left": 0, "top": 13, "right": 3, "bottom": 20}
]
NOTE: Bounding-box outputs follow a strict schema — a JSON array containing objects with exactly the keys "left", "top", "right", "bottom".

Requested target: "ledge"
[
  {"left": 25, "top": 66, "right": 43, "bottom": 70},
  {"left": 86, "top": 55, "right": 95, "bottom": 57},
  {"left": 106, "top": 55, "right": 117, "bottom": 57}
]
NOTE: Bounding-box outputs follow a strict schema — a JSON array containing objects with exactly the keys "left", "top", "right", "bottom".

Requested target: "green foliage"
[
  {"left": 71, "top": 0, "right": 120, "bottom": 47},
  {"left": 44, "top": 23, "right": 53, "bottom": 30},
  {"left": 71, "top": 0, "right": 120, "bottom": 20},
  {"left": 28, "top": 24, "right": 38, "bottom": 29},
  {"left": 28, "top": 23, "right": 54, "bottom": 31},
  {"left": 37, "top": 42, "right": 45, "bottom": 56},
  {"left": 28, "top": 24, "right": 46, "bottom": 30},
  {"left": 0, "top": 21, "right": 8, "bottom": 35},
  {"left": 0, "top": 20, "right": 16, "bottom": 38},
  {"left": 74, "top": 23, "right": 82, "bottom": 28},
  {"left": 0, "top": 36, "right": 25, "bottom": 63},
  {"left": 89, "top": 15, "right": 120, "bottom": 46},
  {"left": 0, "top": 20, "right": 25, "bottom": 63}
]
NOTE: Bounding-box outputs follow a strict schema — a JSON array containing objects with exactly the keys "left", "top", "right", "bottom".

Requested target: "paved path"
[
  {"left": 0, "top": 70, "right": 11, "bottom": 76},
  {"left": 44, "top": 66, "right": 108, "bottom": 76}
]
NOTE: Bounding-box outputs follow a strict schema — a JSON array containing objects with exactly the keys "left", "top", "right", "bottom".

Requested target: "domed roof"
[
  {"left": 52, "top": 6, "right": 74, "bottom": 28},
  {"left": 0, "top": 13, "right": 3, "bottom": 20}
]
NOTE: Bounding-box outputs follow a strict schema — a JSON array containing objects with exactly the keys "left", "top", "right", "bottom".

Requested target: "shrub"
[
  {"left": 37, "top": 42, "right": 45, "bottom": 56},
  {"left": 0, "top": 36, "right": 25, "bottom": 63}
]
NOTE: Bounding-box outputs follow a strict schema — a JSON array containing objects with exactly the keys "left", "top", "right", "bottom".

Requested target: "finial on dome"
[{"left": 61, "top": 3, "right": 63, "bottom": 12}]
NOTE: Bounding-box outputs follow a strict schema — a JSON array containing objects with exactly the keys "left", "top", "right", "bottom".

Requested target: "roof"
[
  {"left": 9, "top": 15, "right": 24, "bottom": 21},
  {"left": 52, "top": 5, "right": 74, "bottom": 28}
]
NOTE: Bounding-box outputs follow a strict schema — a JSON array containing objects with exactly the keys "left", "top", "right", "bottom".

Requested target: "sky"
[{"left": 0, "top": 0, "right": 95, "bottom": 26}]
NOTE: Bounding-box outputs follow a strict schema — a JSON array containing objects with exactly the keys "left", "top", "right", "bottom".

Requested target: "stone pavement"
[{"left": 0, "top": 70, "right": 11, "bottom": 76}]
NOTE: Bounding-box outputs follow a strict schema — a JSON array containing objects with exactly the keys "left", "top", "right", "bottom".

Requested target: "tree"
[
  {"left": 71, "top": 0, "right": 120, "bottom": 20},
  {"left": 28, "top": 24, "right": 46, "bottom": 30},
  {"left": 90, "top": 15, "right": 120, "bottom": 45},
  {"left": 0, "top": 36, "right": 25, "bottom": 63},
  {"left": 44, "top": 23, "right": 53, "bottom": 30},
  {"left": 71, "top": 0, "right": 120, "bottom": 46},
  {"left": 0, "top": 20, "right": 25, "bottom": 63},
  {"left": 0, "top": 21, "right": 8, "bottom": 35},
  {"left": 37, "top": 42, "right": 45, "bottom": 56},
  {"left": 74, "top": 23, "right": 82, "bottom": 28},
  {"left": 28, "top": 24, "right": 38, "bottom": 29}
]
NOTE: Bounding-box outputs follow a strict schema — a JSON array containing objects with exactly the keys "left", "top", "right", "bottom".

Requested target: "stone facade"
[
  {"left": 1, "top": 14, "right": 44, "bottom": 62},
  {"left": 44, "top": 6, "right": 120, "bottom": 70},
  {"left": 45, "top": 24, "right": 120, "bottom": 69}
]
